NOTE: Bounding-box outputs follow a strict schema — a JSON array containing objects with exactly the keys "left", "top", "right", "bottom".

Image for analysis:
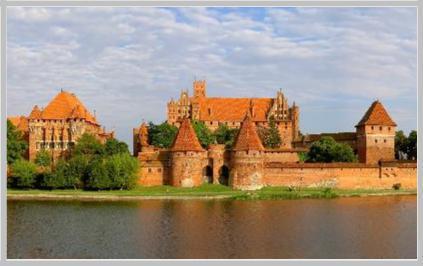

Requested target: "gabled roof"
[
  {"left": 198, "top": 97, "right": 273, "bottom": 122},
  {"left": 356, "top": 100, "right": 397, "bottom": 127},
  {"left": 40, "top": 90, "right": 98, "bottom": 124},
  {"left": 232, "top": 112, "right": 264, "bottom": 151},
  {"left": 171, "top": 118, "right": 204, "bottom": 152}
]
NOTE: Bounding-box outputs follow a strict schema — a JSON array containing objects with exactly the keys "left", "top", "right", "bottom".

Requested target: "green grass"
[{"left": 7, "top": 184, "right": 417, "bottom": 200}]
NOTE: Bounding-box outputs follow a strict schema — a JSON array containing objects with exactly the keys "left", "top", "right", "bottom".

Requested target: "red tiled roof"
[
  {"left": 198, "top": 97, "right": 273, "bottom": 122},
  {"left": 40, "top": 91, "right": 98, "bottom": 124},
  {"left": 233, "top": 112, "right": 264, "bottom": 151},
  {"left": 171, "top": 118, "right": 204, "bottom": 152},
  {"left": 356, "top": 101, "right": 397, "bottom": 127},
  {"left": 8, "top": 115, "right": 28, "bottom": 132},
  {"left": 29, "top": 105, "right": 42, "bottom": 119}
]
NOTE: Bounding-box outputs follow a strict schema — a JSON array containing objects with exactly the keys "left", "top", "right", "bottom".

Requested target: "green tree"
[
  {"left": 148, "top": 122, "right": 178, "bottom": 148},
  {"left": 214, "top": 124, "right": 238, "bottom": 148},
  {"left": 66, "top": 155, "right": 90, "bottom": 188},
  {"left": 192, "top": 120, "right": 215, "bottom": 148},
  {"left": 105, "top": 153, "right": 139, "bottom": 189},
  {"left": 34, "top": 149, "right": 52, "bottom": 167},
  {"left": 104, "top": 138, "right": 129, "bottom": 155},
  {"left": 9, "top": 160, "right": 37, "bottom": 188},
  {"left": 85, "top": 159, "right": 112, "bottom": 190},
  {"left": 42, "top": 160, "right": 67, "bottom": 189},
  {"left": 307, "top": 136, "right": 356, "bottom": 163},
  {"left": 72, "top": 133, "right": 105, "bottom": 157},
  {"left": 7, "top": 119, "right": 28, "bottom": 164},
  {"left": 395, "top": 130, "right": 408, "bottom": 159},
  {"left": 266, "top": 116, "right": 282, "bottom": 148},
  {"left": 407, "top": 130, "right": 417, "bottom": 160}
]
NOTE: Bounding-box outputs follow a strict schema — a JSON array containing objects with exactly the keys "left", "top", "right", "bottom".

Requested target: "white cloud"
[{"left": 7, "top": 7, "right": 417, "bottom": 148}]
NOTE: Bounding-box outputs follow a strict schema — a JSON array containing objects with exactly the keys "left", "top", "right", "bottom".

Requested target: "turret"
[
  {"left": 193, "top": 80, "right": 206, "bottom": 98},
  {"left": 170, "top": 118, "right": 206, "bottom": 187},
  {"left": 355, "top": 100, "right": 397, "bottom": 164},
  {"left": 230, "top": 111, "right": 265, "bottom": 190}
]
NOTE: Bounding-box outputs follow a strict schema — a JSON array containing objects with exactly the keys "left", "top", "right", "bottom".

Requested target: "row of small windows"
[
  {"left": 147, "top": 168, "right": 162, "bottom": 173},
  {"left": 35, "top": 142, "right": 74, "bottom": 150},
  {"left": 374, "top": 139, "right": 388, "bottom": 144},
  {"left": 370, "top": 126, "right": 391, "bottom": 131}
]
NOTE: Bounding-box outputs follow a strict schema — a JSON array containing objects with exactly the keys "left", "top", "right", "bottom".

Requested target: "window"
[
  {"left": 384, "top": 139, "right": 387, "bottom": 143},
  {"left": 148, "top": 168, "right": 152, "bottom": 173},
  {"left": 375, "top": 139, "right": 378, "bottom": 143},
  {"left": 371, "top": 126, "right": 374, "bottom": 130},
  {"left": 158, "top": 168, "right": 162, "bottom": 173},
  {"left": 379, "top": 126, "right": 383, "bottom": 131},
  {"left": 208, "top": 108, "right": 211, "bottom": 115},
  {"left": 388, "top": 127, "right": 391, "bottom": 131}
]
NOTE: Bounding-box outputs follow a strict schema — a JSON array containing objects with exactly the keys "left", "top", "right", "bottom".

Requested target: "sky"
[{"left": 7, "top": 7, "right": 417, "bottom": 149}]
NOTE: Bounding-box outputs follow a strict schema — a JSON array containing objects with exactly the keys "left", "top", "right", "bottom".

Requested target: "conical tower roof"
[
  {"left": 356, "top": 100, "right": 397, "bottom": 127},
  {"left": 171, "top": 118, "right": 204, "bottom": 152},
  {"left": 29, "top": 105, "right": 42, "bottom": 119},
  {"left": 233, "top": 112, "right": 264, "bottom": 151}
]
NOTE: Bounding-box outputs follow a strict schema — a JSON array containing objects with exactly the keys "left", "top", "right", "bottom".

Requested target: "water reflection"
[{"left": 7, "top": 196, "right": 416, "bottom": 259}]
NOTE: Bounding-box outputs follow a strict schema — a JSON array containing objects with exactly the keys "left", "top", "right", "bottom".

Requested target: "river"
[{"left": 7, "top": 195, "right": 416, "bottom": 259}]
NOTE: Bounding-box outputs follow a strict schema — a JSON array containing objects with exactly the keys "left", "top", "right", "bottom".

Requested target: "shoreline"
[{"left": 7, "top": 188, "right": 417, "bottom": 201}]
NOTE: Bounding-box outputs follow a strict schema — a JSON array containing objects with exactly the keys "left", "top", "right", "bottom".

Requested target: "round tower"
[
  {"left": 230, "top": 112, "right": 265, "bottom": 190},
  {"left": 170, "top": 118, "right": 206, "bottom": 187}
]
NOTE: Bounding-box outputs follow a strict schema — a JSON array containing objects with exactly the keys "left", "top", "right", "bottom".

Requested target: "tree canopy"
[
  {"left": 395, "top": 130, "right": 417, "bottom": 160},
  {"left": 214, "top": 124, "right": 239, "bottom": 148},
  {"left": 148, "top": 122, "right": 178, "bottom": 148},
  {"left": 7, "top": 119, "right": 28, "bottom": 164},
  {"left": 307, "top": 136, "right": 356, "bottom": 163},
  {"left": 192, "top": 120, "right": 216, "bottom": 148}
]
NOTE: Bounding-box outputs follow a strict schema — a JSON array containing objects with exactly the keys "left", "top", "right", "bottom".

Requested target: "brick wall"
[{"left": 263, "top": 162, "right": 416, "bottom": 189}]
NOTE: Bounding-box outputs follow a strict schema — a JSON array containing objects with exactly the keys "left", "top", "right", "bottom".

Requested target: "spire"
[
  {"left": 171, "top": 118, "right": 204, "bottom": 152},
  {"left": 233, "top": 113, "right": 264, "bottom": 151},
  {"left": 356, "top": 100, "right": 397, "bottom": 127},
  {"left": 29, "top": 105, "right": 42, "bottom": 119}
]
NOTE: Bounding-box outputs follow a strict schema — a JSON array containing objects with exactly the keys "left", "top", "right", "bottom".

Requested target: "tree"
[
  {"left": 72, "top": 133, "right": 105, "bottom": 157},
  {"left": 104, "top": 138, "right": 129, "bottom": 156},
  {"left": 256, "top": 117, "right": 281, "bottom": 148},
  {"left": 34, "top": 149, "right": 52, "bottom": 167},
  {"left": 214, "top": 124, "right": 238, "bottom": 148},
  {"left": 192, "top": 120, "right": 215, "bottom": 148},
  {"left": 307, "top": 136, "right": 356, "bottom": 163},
  {"left": 407, "top": 130, "right": 417, "bottom": 160},
  {"left": 148, "top": 122, "right": 178, "bottom": 148},
  {"left": 9, "top": 160, "right": 37, "bottom": 188},
  {"left": 7, "top": 119, "right": 28, "bottom": 164},
  {"left": 395, "top": 130, "right": 408, "bottom": 159},
  {"left": 105, "top": 153, "right": 139, "bottom": 190},
  {"left": 66, "top": 155, "right": 90, "bottom": 188},
  {"left": 266, "top": 116, "right": 282, "bottom": 148},
  {"left": 85, "top": 158, "right": 111, "bottom": 190}
]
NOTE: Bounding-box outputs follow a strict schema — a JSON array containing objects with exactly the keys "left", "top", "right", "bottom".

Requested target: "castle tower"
[
  {"left": 193, "top": 80, "right": 206, "bottom": 98},
  {"left": 133, "top": 122, "right": 149, "bottom": 156},
  {"left": 170, "top": 118, "right": 206, "bottom": 187},
  {"left": 355, "top": 100, "right": 397, "bottom": 164},
  {"left": 230, "top": 111, "right": 265, "bottom": 190},
  {"left": 291, "top": 101, "right": 300, "bottom": 140}
]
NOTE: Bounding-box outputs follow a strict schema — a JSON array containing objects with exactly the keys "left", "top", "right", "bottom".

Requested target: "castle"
[
  {"left": 8, "top": 84, "right": 416, "bottom": 191},
  {"left": 134, "top": 81, "right": 416, "bottom": 190},
  {"left": 8, "top": 90, "right": 114, "bottom": 161},
  {"left": 167, "top": 80, "right": 299, "bottom": 148}
]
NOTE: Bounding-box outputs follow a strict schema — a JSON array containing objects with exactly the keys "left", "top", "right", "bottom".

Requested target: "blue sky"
[{"left": 7, "top": 7, "right": 417, "bottom": 149}]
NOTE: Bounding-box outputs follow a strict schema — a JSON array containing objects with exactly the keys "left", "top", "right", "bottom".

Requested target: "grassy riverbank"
[{"left": 7, "top": 184, "right": 417, "bottom": 201}]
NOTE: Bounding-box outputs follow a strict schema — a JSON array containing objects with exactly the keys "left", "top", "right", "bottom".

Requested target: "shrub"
[
  {"left": 10, "top": 160, "right": 37, "bottom": 188},
  {"left": 392, "top": 183, "right": 401, "bottom": 190},
  {"left": 34, "top": 149, "right": 52, "bottom": 167}
]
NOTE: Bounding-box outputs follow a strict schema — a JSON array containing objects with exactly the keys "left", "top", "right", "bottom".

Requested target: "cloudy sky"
[{"left": 7, "top": 7, "right": 417, "bottom": 148}]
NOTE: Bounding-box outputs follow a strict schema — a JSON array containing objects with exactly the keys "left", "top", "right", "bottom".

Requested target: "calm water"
[{"left": 7, "top": 196, "right": 416, "bottom": 259}]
